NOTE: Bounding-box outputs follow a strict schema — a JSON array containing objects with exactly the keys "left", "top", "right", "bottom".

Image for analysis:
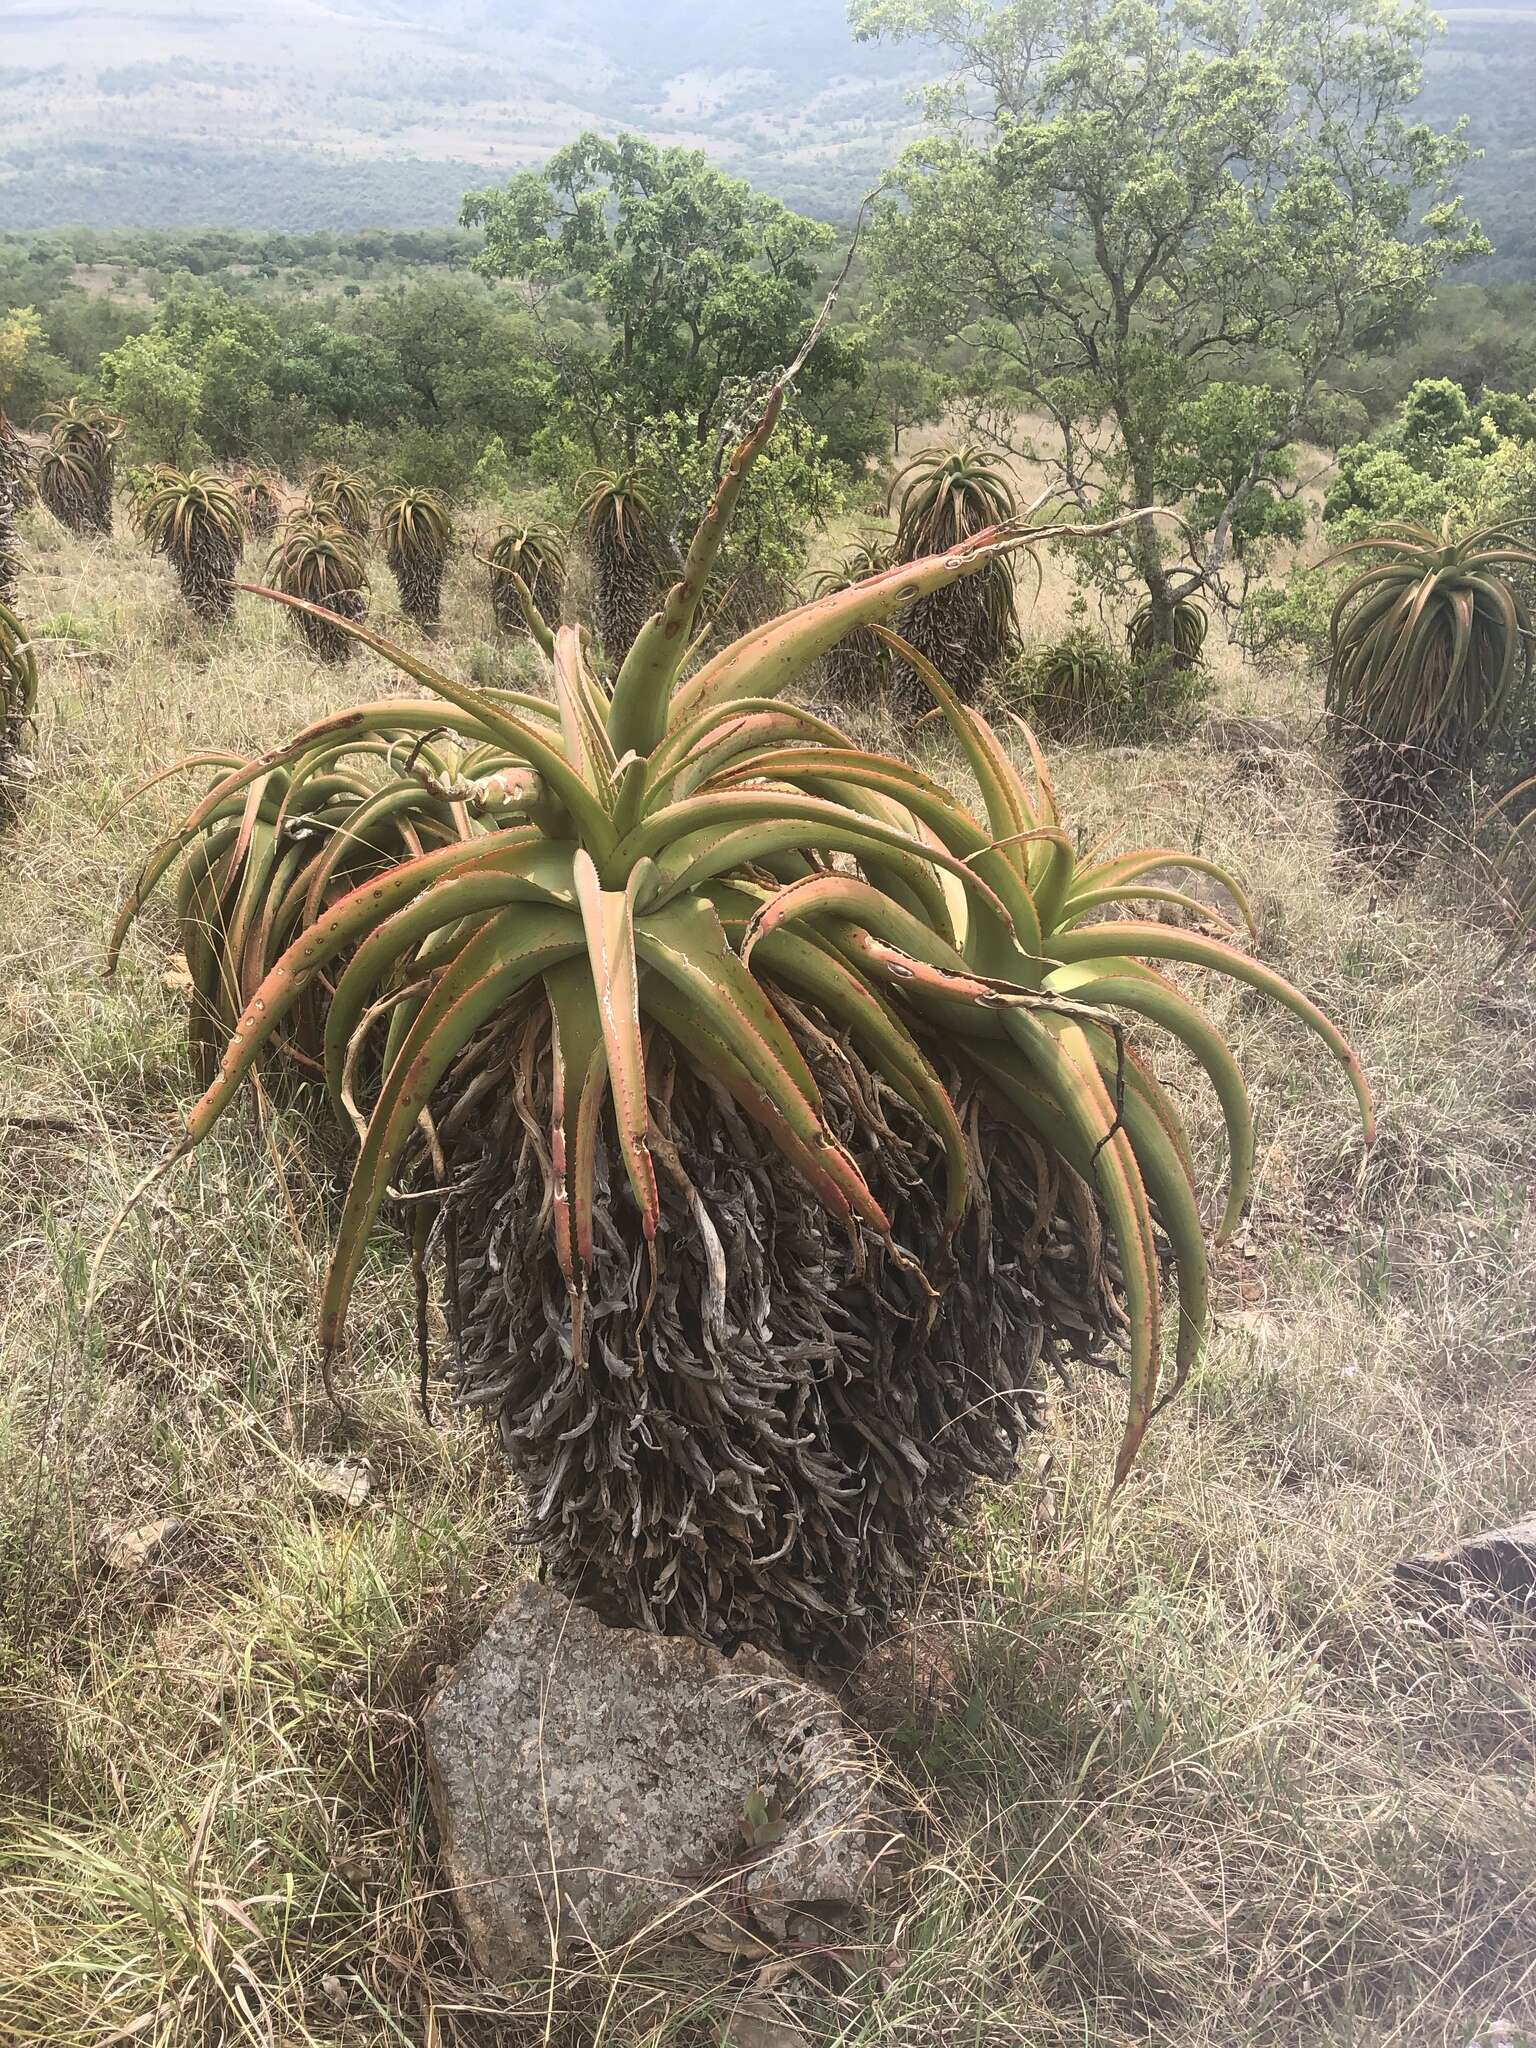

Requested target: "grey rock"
[
  {"left": 424, "top": 1584, "right": 885, "bottom": 1979},
  {"left": 1396, "top": 1516, "right": 1536, "bottom": 1622},
  {"left": 302, "top": 1455, "right": 372, "bottom": 1510},
  {"left": 722, "top": 1996, "right": 811, "bottom": 2048},
  {"left": 1199, "top": 714, "right": 1289, "bottom": 753},
  {"left": 92, "top": 1515, "right": 183, "bottom": 1574}
]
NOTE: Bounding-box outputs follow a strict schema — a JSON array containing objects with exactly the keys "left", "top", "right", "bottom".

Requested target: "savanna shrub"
[
  {"left": 1237, "top": 564, "right": 1341, "bottom": 672},
  {"left": 995, "top": 627, "right": 1211, "bottom": 742}
]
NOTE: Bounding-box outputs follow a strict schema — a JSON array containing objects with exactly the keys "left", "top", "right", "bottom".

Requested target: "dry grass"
[{"left": 1, "top": 505, "right": 1534, "bottom": 2047}]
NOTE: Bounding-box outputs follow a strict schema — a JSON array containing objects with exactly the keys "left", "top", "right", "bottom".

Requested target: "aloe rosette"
[
  {"left": 380, "top": 486, "right": 453, "bottom": 627},
  {"left": 306, "top": 466, "right": 374, "bottom": 539},
  {"left": 38, "top": 402, "right": 121, "bottom": 536},
  {"left": 487, "top": 523, "right": 565, "bottom": 639},
  {"left": 137, "top": 469, "right": 247, "bottom": 623},
  {"left": 108, "top": 371, "right": 1374, "bottom": 1650},
  {"left": 1327, "top": 521, "right": 1536, "bottom": 870}
]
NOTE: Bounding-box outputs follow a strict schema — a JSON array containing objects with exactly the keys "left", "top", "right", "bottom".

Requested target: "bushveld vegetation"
[{"left": 0, "top": 0, "right": 1534, "bottom": 2039}]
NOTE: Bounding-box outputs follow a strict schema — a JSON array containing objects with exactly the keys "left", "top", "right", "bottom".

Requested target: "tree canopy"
[
  {"left": 462, "top": 131, "right": 865, "bottom": 463},
  {"left": 852, "top": 0, "right": 1486, "bottom": 635}
]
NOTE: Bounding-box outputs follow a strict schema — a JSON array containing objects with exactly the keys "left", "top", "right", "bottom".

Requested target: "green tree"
[
  {"left": 853, "top": 0, "right": 1485, "bottom": 643},
  {"left": 269, "top": 324, "right": 411, "bottom": 432},
  {"left": 865, "top": 354, "right": 954, "bottom": 456},
  {"left": 365, "top": 279, "right": 549, "bottom": 451},
  {"left": 98, "top": 330, "right": 205, "bottom": 466},
  {"left": 0, "top": 307, "right": 43, "bottom": 407},
  {"left": 462, "top": 132, "right": 864, "bottom": 462},
  {"left": 156, "top": 286, "right": 281, "bottom": 457}
]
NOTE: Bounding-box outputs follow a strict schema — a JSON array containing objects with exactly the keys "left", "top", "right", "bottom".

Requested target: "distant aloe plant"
[
  {"left": 1327, "top": 522, "right": 1536, "bottom": 874},
  {"left": 1128, "top": 597, "right": 1207, "bottom": 671},
  {"left": 306, "top": 466, "right": 374, "bottom": 540},
  {"left": 234, "top": 469, "right": 283, "bottom": 541},
  {"left": 890, "top": 446, "right": 1021, "bottom": 703},
  {"left": 488, "top": 523, "right": 565, "bottom": 639},
  {"left": 38, "top": 401, "right": 121, "bottom": 535},
  {"left": 0, "top": 412, "right": 28, "bottom": 606},
  {"left": 381, "top": 486, "right": 453, "bottom": 628},
  {"left": 138, "top": 470, "right": 247, "bottom": 624},
  {"left": 577, "top": 472, "right": 671, "bottom": 666},
  {"left": 0, "top": 600, "right": 38, "bottom": 811},
  {"left": 812, "top": 539, "right": 893, "bottom": 701},
  {"left": 267, "top": 519, "right": 369, "bottom": 663}
]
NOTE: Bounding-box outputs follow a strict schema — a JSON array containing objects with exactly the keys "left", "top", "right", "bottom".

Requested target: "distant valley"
[{"left": 1, "top": 0, "right": 1533, "bottom": 273}]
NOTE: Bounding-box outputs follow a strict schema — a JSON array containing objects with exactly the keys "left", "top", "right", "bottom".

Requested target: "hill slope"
[
  {"left": 0, "top": 0, "right": 922, "bottom": 227},
  {"left": 0, "top": 0, "right": 1531, "bottom": 268}
]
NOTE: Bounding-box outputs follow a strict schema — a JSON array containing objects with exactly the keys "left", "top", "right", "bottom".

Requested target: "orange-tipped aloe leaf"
[
  {"left": 750, "top": 922, "right": 971, "bottom": 1233},
  {"left": 573, "top": 847, "right": 659, "bottom": 1240},
  {"left": 544, "top": 955, "right": 611, "bottom": 1354},
  {"left": 1049, "top": 922, "right": 1376, "bottom": 1143},
  {"left": 324, "top": 858, "right": 577, "bottom": 1111},
  {"left": 670, "top": 511, "right": 1158, "bottom": 724},
  {"left": 741, "top": 870, "right": 971, "bottom": 978},
  {"left": 1063, "top": 850, "right": 1253, "bottom": 936},
  {"left": 635, "top": 893, "right": 826, "bottom": 1152},
  {"left": 180, "top": 834, "right": 542, "bottom": 1147},
  {"left": 240, "top": 584, "right": 614, "bottom": 853},
  {"left": 1049, "top": 959, "right": 1255, "bottom": 1240},
  {"left": 319, "top": 906, "right": 586, "bottom": 1357},
  {"left": 1002, "top": 1008, "right": 1162, "bottom": 1484},
  {"left": 871, "top": 625, "right": 1039, "bottom": 859},
  {"left": 639, "top": 969, "right": 890, "bottom": 1238}
]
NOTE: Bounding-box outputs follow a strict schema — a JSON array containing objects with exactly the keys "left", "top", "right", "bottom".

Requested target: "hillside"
[
  {"left": 1, "top": 0, "right": 1532, "bottom": 257},
  {"left": 0, "top": 0, "right": 923, "bottom": 227}
]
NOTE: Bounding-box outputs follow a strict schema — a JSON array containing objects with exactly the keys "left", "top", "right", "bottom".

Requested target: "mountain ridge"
[{"left": 1, "top": 0, "right": 1531, "bottom": 270}]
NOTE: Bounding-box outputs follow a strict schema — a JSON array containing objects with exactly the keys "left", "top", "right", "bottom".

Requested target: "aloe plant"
[
  {"left": 890, "top": 445, "right": 1021, "bottom": 703},
  {"left": 1483, "top": 772, "right": 1536, "bottom": 945},
  {"left": 812, "top": 539, "right": 892, "bottom": 701},
  {"left": 1007, "top": 626, "right": 1133, "bottom": 737},
  {"left": 0, "top": 412, "right": 29, "bottom": 606},
  {"left": 138, "top": 470, "right": 247, "bottom": 624},
  {"left": 577, "top": 472, "right": 671, "bottom": 666},
  {"left": 381, "top": 486, "right": 453, "bottom": 628},
  {"left": 1327, "top": 522, "right": 1536, "bottom": 873},
  {"left": 488, "top": 523, "right": 565, "bottom": 639},
  {"left": 38, "top": 402, "right": 121, "bottom": 535},
  {"left": 234, "top": 469, "right": 283, "bottom": 541},
  {"left": 37, "top": 445, "right": 98, "bottom": 537},
  {"left": 0, "top": 600, "right": 37, "bottom": 767},
  {"left": 1128, "top": 597, "right": 1207, "bottom": 670},
  {"left": 108, "top": 373, "right": 1372, "bottom": 1659},
  {"left": 306, "top": 466, "right": 374, "bottom": 540},
  {"left": 267, "top": 519, "right": 368, "bottom": 663}
]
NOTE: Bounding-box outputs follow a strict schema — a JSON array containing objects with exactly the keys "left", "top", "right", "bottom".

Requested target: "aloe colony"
[{"left": 110, "top": 367, "right": 1374, "bottom": 1658}]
